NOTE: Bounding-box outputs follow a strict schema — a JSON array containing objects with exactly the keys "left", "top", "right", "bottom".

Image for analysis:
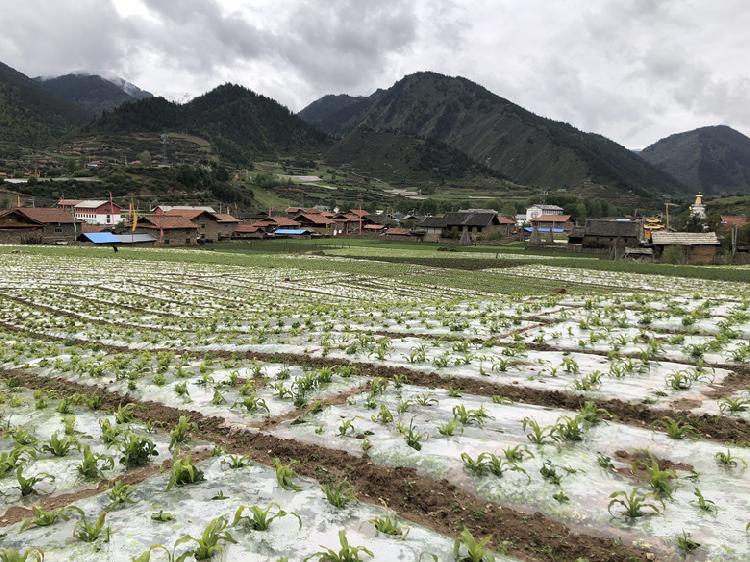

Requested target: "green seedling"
[
  {"left": 232, "top": 502, "right": 302, "bottom": 531},
  {"left": 303, "top": 530, "right": 373, "bottom": 561},
  {"left": 165, "top": 454, "right": 205, "bottom": 491},
  {"left": 273, "top": 458, "right": 302, "bottom": 491}
]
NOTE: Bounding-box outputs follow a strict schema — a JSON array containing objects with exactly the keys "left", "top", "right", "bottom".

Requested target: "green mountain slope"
[
  {"left": 0, "top": 61, "right": 88, "bottom": 147},
  {"left": 324, "top": 127, "right": 502, "bottom": 182},
  {"left": 641, "top": 125, "right": 750, "bottom": 195},
  {"left": 298, "top": 94, "right": 372, "bottom": 136},
  {"left": 87, "top": 83, "right": 329, "bottom": 164},
  {"left": 35, "top": 73, "right": 152, "bottom": 116},
  {"left": 301, "top": 72, "right": 684, "bottom": 197}
]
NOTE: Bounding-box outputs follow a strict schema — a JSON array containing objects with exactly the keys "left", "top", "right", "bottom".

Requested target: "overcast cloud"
[{"left": 1, "top": 0, "right": 748, "bottom": 147}]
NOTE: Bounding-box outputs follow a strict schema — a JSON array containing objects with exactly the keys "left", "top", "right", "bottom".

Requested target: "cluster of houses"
[{"left": 0, "top": 195, "right": 745, "bottom": 265}]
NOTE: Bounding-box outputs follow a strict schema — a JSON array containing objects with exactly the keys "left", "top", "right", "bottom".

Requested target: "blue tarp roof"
[
  {"left": 80, "top": 232, "right": 120, "bottom": 244},
  {"left": 274, "top": 229, "right": 310, "bottom": 235},
  {"left": 523, "top": 227, "right": 565, "bottom": 233}
]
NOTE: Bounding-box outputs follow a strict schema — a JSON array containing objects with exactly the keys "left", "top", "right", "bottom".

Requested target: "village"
[{"left": 0, "top": 194, "right": 746, "bottom": 264}]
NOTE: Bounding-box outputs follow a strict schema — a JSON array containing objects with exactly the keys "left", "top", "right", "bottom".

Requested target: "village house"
[
  {"left": 0, "top": 208, "right": 83, "bottom": 244},
  {"left": 415, "top": 216, "right": 447, "bottom": 243},
  {"left": 577, "top": 219, "right": 644, "bottom": 249},
  {"left": 70, "top": 200, "right": 123, "bottom": 225},
  {"left": 133, "top": 216, "right": 199, "bottom": 245},
  {"left": 525, "top": 204, "right": 564, "bottom": 223},
  {"left": 529, "top": 214, "right": 573, "bottom": 232},
  {"left": 651, "top": 231, "right": 720, "bottom": 265},
  {"left": 443, "top": 210, "right": 511, "bottom": 242},
  {"left": 719, "top": 215, "right": 748, "bottom": 234},
  {"left": 161, "top": 209, "right": 239, "bottom": 242},
  {"left": 292, "top": 212, "right": 334, "bottom": 234}
]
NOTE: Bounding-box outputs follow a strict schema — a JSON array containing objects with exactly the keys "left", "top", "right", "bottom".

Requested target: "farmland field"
[{"left": 1, "top": 244, "right": 750, "bottom": 561}]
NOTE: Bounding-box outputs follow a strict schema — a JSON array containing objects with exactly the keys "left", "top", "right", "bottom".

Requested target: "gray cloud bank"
[{"left": 1, "top": 0, "right": 749, "bottom": 147}]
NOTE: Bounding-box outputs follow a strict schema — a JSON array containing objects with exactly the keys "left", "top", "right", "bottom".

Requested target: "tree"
[
  {"left": 138, "top": 151, "right": 152, "bottom": 167},
  {"left": 684, "top": 214, "right": 704, "bottom": 233}
]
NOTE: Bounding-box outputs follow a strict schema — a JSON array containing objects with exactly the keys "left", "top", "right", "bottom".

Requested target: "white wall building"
[
  {"left": 525, "top": 204, "right": 564, "bottom": 223},
  {"left": 73, "top": 200, "right": 123, "bottom": 225}
]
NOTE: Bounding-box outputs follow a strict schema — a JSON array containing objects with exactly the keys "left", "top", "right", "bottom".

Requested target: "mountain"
[
  {"left": 35, "top": 72, "right": 152, "bottom": 116},
  {"left": 0, "top": 61, "right": 88, "bottom": 147},
  {"left": 641, "top": 125, "right": 750, "bottom": 195},
  {"left": 86, "top": 83, "right": 328, "bottom": 164},
  {"left": 298, "top": 94, "right": 372, "bottom": 136},
  {"left": 324, "top": 127, "right": 500, "bottom": 182},
  {"left": 300, "top": 72, "right": 684, "bottom": 197}
]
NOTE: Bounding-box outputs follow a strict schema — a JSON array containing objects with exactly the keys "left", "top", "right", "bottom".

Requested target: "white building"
[
  {"left": 73, "top": 200, "right": 123, "bottom": 225},
  {"left": 690, "top": 194, "right": 706, "bottom": 219},
  {"left": 525, "top": 204, "right": 564, "bottom": 223}
]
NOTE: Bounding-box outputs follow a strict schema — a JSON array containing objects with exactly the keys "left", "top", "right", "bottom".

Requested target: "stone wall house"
[
  {"left": 15, "top": 208, "right": 82, "bottom": 243},
  {"left": 0, "top": 209, "right": 43, "bottom": 243},
  {"left": 651, "top": 232, "right": 720, "bottom": 265},
  {"left": 581, "top": 219, "right": 644, "bottom": 248},
  {"left": 134, "top": 216, "right": 199, "bottom": 245},
  {"left": 162, "top": 210, "right": 239, "bottom": 242}
]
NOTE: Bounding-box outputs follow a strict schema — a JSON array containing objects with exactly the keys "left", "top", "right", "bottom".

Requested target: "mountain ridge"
[
  {"left": 641, "top": 125, "right": 750, "bottom": 195},
  {"left": 300, "top": 71, "right": 685, "bottom": 197}
]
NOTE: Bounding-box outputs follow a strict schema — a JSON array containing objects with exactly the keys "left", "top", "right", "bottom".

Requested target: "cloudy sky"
[{"left": 2, "top": 0, "right": 749, "bottom": 148}]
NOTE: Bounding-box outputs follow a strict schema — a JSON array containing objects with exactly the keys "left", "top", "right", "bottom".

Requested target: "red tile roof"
[
  {"left": 721, "top": 215, "right": 748, "bottom": 226},
  {"left": 349, "top": 209, "right": 370, "bottom": 218},
  {"left": 385, "top": 227, "right": 410, "bottom": 235},
  {"left": 498, "top": 215, "right": 515, "bottom": 224},
  {"left": 163, "top": 209, "right": 206, "bottom": 220},
  {"left": 213, "top": 213, "right": 240, "bottom": 223},
  {"left": 17, "top": 208, "right": 80, "bottom": 224},
  {"left": 363, "top": 224, "right": 386, "bottom": 230},
  {"left": 139, "top": 216, "right": 199, "bottom": 230},
  {"left": 272, "top": 217, "right": 301, "bottom": 227},
  {"left": 295, "top": 213, "right": 333, "bottom": 225},
  {"left": 234, "top": 224, "right": 260, "bottom": 233}
]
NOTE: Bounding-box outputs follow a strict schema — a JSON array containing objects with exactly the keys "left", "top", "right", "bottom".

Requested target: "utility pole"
[{"left": 664, "top": 201, "right": 678, "bottom": 231}]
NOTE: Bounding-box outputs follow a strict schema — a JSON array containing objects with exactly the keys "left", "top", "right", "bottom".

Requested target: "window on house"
[
  {"left": 186, "top": 238, "right": 191, "bottom": 244},
  {"left": 164, "top": 239, "right": 170, "bottom": 245},
  {"left": 54, "top": 227, "right": 63, "bottom": 233}
]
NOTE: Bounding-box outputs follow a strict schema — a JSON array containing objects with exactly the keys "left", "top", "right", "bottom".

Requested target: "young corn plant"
[
  {"left": 41, "top": 433, "right": 77, "bottom": 457},
  {"left": 76, "top": 444, "right": 114, "bottom": 480},
  {"left": 232, "top": 502, "right": 302, "bottom": 531},
  {"left": 273, "top": 458, "right": 302, "bottom": 491},
  {"left": 175, "top": 515, "right": 237, "bottom": 560},
  {"left": 168, "top": 415, "right": 194, "bottom": 451},
  {"left": 15, "top": 467, "right": 55, "bottom": 496},
  {"left": 0, "top": 548, "right": 45, "bottom": 562},
  {"left": 607, "top": 488, "right": 661, "bottom": 519},
  {"left": 105, "top": 481, "right": 138, "bottom": 510},
  {"left": 437, "top": 417, "right": 462, "bottom": 437},
  {"left": 675, "top": 531, "right": 700, "bottom": 556},
  {"left": 303, "top": 530, "right": 373, "bottom": 562},
  {"left": 114, "top": 403, "right": 137, "bottom": 424},
  {"left": 452, "top": 528, "right": 496, "bottom": 562},
  {"left": 652, "top": 416, "right": 699, "bottom": 440},
  {"left": 73, "top": 511, "right": 110, "bottom": 543},
  {"left": 370, "top": 512, "right": 409, "bottom": 538},
  {"left": 165, "top": 453, "right": 205, "bottom": 491},
  {"left": 522, "top": 417, "right": 555, "bottom": 445},
  {"left": 0, "top": 446, "right": 36, "bottom": 477},
  {"left": 322, "top": 480, "right": 356, "bottom": 509},
  {"left": 714, "top": 449, "right": 747, "bottom": 469},
  {"left": 118, "top": 434, "right": 159, "bottom": 467},
  {"left": 690, "top": 487, "right": 718, "bottom": 514},
  {"left": 403, "top": 418, "right": 426, "bottom": 451},
  {"left": 21, "top": 505, "right": 83, "bottom": 531},
  {"left": 221, "top": 454, "right": 251, "bottom": 470}
]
